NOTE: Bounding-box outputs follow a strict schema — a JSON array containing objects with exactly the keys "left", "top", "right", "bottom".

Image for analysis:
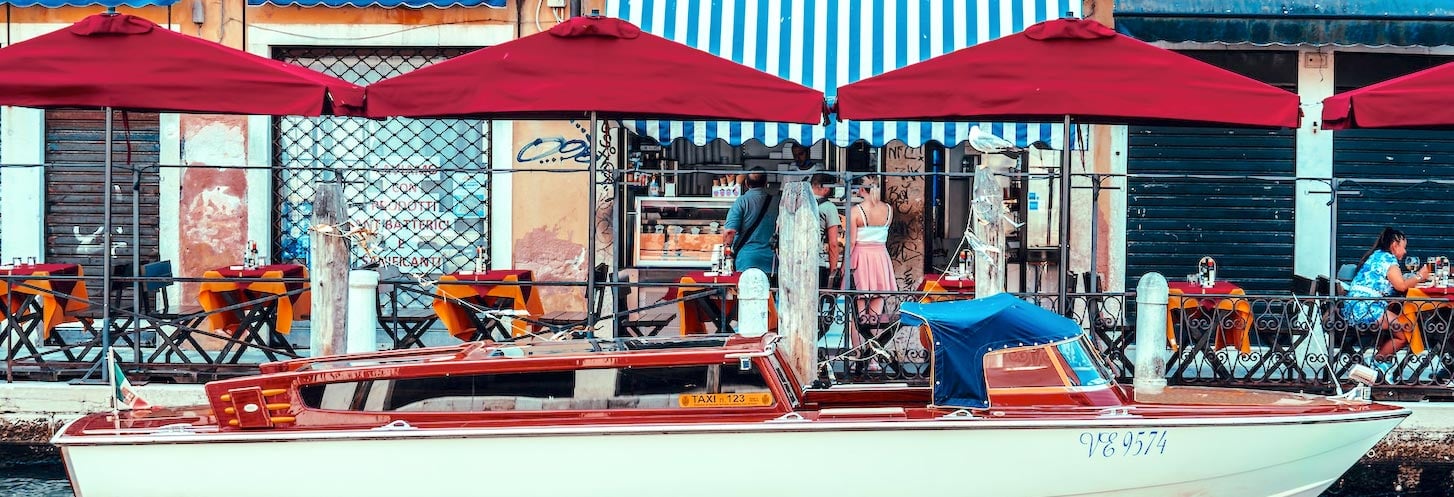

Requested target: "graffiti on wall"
[
  {"left": 883, "top": 142, "right": 926, "bottom": 291},
  {"left": 510, "top": 119, "right": 618, "bottom": 313}
]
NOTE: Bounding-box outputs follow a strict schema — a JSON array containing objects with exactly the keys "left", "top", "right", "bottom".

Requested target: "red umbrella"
[
  {"left": 0, "top": 13, "right": 364, "bottom": 116},
  {"left": 368, "top": 16, "right": 825, "bottom": 327},
  {"left": 0, "top": 13, "right": 366, "bottom": 372},
  {"left": 366, "top": 15, "right": 824, "bottom": 123},
  {"left": 837, "top": 18, "right": 1298, "bottom": 126},
  {"left": 1322, "top": 62, "right": 1454, "bottom": 129},
  {"left": 835, "top": 18, "right": 1301, "bottom": 311}
]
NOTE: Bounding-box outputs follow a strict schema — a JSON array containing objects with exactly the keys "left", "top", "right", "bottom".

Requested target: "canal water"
[{"left": 2, "top": 444, "right": 1449, "bottom": 497}]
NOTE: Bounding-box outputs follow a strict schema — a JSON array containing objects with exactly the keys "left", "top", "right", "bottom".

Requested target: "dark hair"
[
  {"left": 810, "top": 173, "right": 837, "bottom": 187},
  {"left": 1359, "top": 227, "right": 1406, "bottom": 267},
  {"left": 854, "top": 173, "right": 881, "bottom": 190},
  {"left": 744, "top": 166, "right": 768, "bottom": 189}
]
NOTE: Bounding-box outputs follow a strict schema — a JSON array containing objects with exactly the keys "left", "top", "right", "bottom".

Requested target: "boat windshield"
[
  {"left": 985, "top": 337, "right": 1113, "bottom": 389},
  {"left": 1056, "top": 337, "right": 1112, "bottom": 387}
]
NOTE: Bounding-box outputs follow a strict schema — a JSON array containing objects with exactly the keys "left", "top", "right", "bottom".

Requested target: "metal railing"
[{"left": 5, "top": 276, "right": 1454, "bottom": 401}]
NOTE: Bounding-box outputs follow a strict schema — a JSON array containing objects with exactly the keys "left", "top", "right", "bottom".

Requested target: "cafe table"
[
  {"left": 196, "top": 264, "right": 310, "bottom": 363},
  {"left": 664, "top": 271, "right": 778, "bottom": 335},
  {"left": 1166, "top": 281, "right": 1253, "bottom": 354},
  {"left": 1399, "top": 285, "right": 1454, "bottom": 355},
  {"left": 0, "top": 263, "right": 89, "bottom": 360},
  {"left": 917, "top": 274, "right": 975, "bottom": 302},
  {"left": 433, "top": 270, "right": 544, "bottom": 341}
]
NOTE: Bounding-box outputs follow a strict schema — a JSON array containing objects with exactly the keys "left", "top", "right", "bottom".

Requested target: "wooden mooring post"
[
  {"left": 777, "top": 181, "right": 818, "bottom": 382},
  {"left": 310, "top": 182, "right": 349, "bottom": 356}
]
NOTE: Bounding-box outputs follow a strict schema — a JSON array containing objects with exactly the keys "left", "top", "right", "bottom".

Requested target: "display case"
[{"left": 634, "top": 197, "right": 736, "bottom": 268}]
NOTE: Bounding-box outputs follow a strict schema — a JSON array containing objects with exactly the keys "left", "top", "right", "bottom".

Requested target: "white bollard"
[
  {"left": 737, "top": 268, "right": 770, "bottom": 337},
  {"left": 345, "top": 269, "right": 380, "bottom": 354},
  {"left": 1134, "top": 272, "right": 1169, "bottom": 398}
]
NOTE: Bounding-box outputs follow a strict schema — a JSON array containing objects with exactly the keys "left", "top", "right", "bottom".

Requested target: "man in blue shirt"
[{"left": 722, "top": 167, "right": 779, "bottom": 277}]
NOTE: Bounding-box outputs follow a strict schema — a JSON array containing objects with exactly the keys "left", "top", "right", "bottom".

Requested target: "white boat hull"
[{"left": 57, "top": 409, "right": 1405, "bottom": 497}]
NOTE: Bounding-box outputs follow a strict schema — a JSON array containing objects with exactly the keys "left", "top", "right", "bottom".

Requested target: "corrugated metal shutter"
[
  {"left": 1333, "top": 129, "right": 1454, "bottom": 267},
  {"left": 44, "top": 109, "right": 161, "bottom": 283},
  {"left": 1126, "top": 126, "right": 1297, "bottom": 294}
]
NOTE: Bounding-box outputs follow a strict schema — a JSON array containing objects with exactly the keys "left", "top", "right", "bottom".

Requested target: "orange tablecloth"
[
  {"left": 197, "top": 264, "right": 310, "bottom": 335},
  {"left": 1400, "top": 286, "right": 1454, "bottom": 355},
  {"left": 433, "top": 270, "right": 544, "bottom": 340},
  {"left": 0, "top": 264, "right": 89, "bottom": 339},
  {"left": 665, "top": 271, "right": 778, "bottom": 335},
  {"left": 1166, "top": 281, "right": 1251, "bottom": 354},
  {"left": 917, "top": 274, "right": 975, "bottom": 302}
]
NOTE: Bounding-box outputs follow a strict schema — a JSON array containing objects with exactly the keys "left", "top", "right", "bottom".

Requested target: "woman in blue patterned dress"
[{"left": 1342, "top": 227, "right": 1432, "bottom": 363}]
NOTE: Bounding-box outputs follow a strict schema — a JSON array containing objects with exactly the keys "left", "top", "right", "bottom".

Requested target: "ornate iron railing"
[{"left": 5, "top": 277, "right": 1454, "bottom": 401}]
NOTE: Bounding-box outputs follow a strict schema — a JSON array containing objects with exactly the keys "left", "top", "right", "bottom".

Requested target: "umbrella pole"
[
  {"left": 1057, "top": 115, "right": 1071, "bottom": 315},
  {"left": 585, "top": 111, "right": 598, "bottom": 333},
  {"left": 101, "top": 106, "right": 113, "bottom": 380},
  {"left": 131, "top": 125, "right": 141, "bottom": 364}
]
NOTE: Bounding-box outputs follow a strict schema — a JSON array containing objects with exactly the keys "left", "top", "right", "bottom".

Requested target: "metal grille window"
[{"left": 272, "top": 47, "right": 489, "bottom": 307}]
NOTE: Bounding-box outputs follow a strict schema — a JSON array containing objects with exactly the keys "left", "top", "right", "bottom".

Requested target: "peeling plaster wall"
[
  {"left": 178, "top": 116, "right": 249, "bottom": 303},
  {"left": 511, "top": 120, "right": 593, "bottom": 312}
]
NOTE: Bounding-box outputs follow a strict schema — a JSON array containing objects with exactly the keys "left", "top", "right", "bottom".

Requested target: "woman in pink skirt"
[{"left": 849, "top": 175, "right": 898, "bottom": 333}]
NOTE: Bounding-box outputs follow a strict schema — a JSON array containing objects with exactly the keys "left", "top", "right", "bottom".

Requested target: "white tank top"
[{"left": 855, "top": 205, "right": 891, "bottom": 243}]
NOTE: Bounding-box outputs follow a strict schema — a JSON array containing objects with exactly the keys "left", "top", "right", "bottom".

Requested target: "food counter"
[{"left": 634, "top": 197, "right": 737, "bottom": 268}]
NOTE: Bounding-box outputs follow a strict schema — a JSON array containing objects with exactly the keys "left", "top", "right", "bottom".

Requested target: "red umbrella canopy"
[
  {"left": 366, "top": 16, "right": 824, "bottom": 124},
  {"left": 0, "top": 13, "right": 364, "bottom": 117},
  {"left": 836, "top": 18, "right": 1299, "bottom": 128},
  {"left": 1322, "top": 61, "right": 1454, "bottom": 130}
]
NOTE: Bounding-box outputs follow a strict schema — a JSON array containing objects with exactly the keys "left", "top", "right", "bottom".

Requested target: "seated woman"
[{"left": 1341, "top": 227, "right": 1432, "bottom": 370}]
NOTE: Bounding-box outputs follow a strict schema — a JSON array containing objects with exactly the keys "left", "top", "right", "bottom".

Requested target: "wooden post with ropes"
[
  {"left": 777, "top": 181, "right": 818, "bottom": 383},
  {"left": 311, "top": 182, "right": 349, "bottom": 356}
]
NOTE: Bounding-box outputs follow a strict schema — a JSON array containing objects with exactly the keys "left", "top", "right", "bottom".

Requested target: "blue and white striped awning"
[{"left": 608, "top": 0, "right": 1080, "bottom": 148}]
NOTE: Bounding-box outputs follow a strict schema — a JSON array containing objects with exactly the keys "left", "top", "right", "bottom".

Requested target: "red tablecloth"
[
  {"left": 1166, "top": 281, "right": 1250, "bottom": 353},
  {"left": 433, "top": 270, "right": 542, "bottom": 339},
  {"left": 197, "top": 264, "right": 310, "bottom": 335},
  {"left": 917, "top": 274, "right": 975, "bottom": 302},
  {"left": 666, "top": 271, "right": 776, "bottom": 335},
  {"left": 0, "top": 263, "right": 89, "bottom": 338}
]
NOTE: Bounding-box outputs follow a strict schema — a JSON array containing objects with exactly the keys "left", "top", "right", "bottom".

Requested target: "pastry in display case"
[{"left": 634, "top": 197, "right": 735, "bottom": 268}]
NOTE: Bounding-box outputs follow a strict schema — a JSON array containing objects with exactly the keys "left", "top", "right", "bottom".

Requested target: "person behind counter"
[{"left": 722, "top": 167, "right": 780, "bottom": 278}]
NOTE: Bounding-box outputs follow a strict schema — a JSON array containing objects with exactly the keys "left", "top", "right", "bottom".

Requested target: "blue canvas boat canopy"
[
  {"left": 246, "top": 0, "right": 504, "bottom": 7},
  {"left": 607, "top": 0, "right": 1079, "bottom": 148},
  {"left": 900, "top": 294, "right": 1084, "bottom": 409},
  {"left": 1116, "top": 0, "right": 1454, "bottom": 48},
  {"left": 3, "top": 0, "right": 180, "bottom": 7}
]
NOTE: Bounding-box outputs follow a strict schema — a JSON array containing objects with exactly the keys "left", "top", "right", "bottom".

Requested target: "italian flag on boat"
[{"left": 109, "top": 350, "right": 151, "bottom": 410}]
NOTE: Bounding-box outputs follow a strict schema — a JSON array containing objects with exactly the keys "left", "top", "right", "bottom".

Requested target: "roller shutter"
[
  {"left": 1126, "top": 126, "right": 1296, "bottom": 294},
  {"left": 43, "top": 109, "right": 161, "bottom": 283},
  {"left": 1333, "top": 129, "right": 1454, "bottom": 268}
]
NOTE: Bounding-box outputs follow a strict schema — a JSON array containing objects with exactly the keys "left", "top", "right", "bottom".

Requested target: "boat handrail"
[
  {"left": 371, "top": 420, "right": 418, "bottom": 431},
  {"left": 938, "top": 409, "right": 977, "bottom": 420},
  {"left": 766, "top": 412, "right": 809, "bottom": 423}
]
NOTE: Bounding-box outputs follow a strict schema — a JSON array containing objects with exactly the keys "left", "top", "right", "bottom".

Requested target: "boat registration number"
[
  {"left": 679, "top": 393, "right": 774, "bottom": 408},
  {"left": 1078, "top": 430, "right": 1169, "bottom": 458}
]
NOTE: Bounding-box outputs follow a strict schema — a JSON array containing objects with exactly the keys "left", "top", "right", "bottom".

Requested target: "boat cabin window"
[
  {"left": 299, "top": 362, "right": 773, "bottom": 413},
  {"left": 984, "top": 337, "right": 1111, "bottom": 389}
]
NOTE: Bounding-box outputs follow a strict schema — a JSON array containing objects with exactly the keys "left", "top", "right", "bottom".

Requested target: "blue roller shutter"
[{"left": 1126, "top": 126, "right": 1296, "bottom": 294}]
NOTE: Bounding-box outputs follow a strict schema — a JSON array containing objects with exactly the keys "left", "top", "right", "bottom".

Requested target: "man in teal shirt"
[{"left": 722, "top": 167, "right": 779, "bottom": 277}]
